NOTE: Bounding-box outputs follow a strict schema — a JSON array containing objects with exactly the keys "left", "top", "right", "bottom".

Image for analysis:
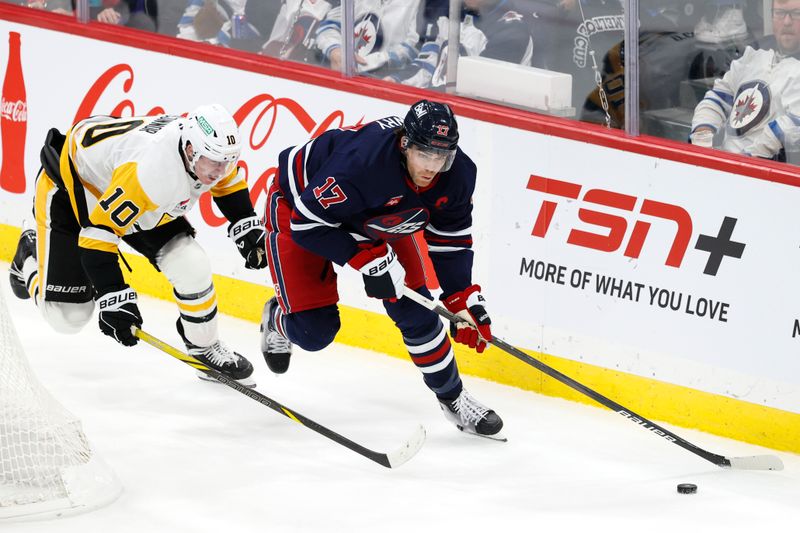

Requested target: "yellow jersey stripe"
[
  {"left": 78, "top": 236, "right": 119, "bottom": 254},
  {"left": 34, "top": 171, "right": 57, "bottom": 300},
  {"left": 177, "top": 296, "right": 218, "bottom": 313},
  {"left": 211, "top": 178, "right": 248, "bottom": 197},
  {"left": 80, "top": 175, "right": 103, "bottom": 199},
  {"left": 59, "top": 125, "right": 84, "bottom": 224}
]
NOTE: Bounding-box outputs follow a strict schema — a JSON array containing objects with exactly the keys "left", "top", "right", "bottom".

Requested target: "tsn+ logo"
[{"left": 526, "top": 175, "right": 746, "bottom": 276}]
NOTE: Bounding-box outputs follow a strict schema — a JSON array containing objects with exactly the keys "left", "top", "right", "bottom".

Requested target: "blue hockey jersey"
[{"left": 275, "top": 116, "right": 477, "bottom": 297}]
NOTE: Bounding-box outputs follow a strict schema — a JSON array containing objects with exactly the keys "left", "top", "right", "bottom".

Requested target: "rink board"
[{"left": 0, "top": 13, "right": 798, "bottom": 452}]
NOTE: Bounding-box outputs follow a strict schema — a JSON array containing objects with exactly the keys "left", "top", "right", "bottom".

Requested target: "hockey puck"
[{"left": 677, "top": 483, "right": 697, "bottom": 494}]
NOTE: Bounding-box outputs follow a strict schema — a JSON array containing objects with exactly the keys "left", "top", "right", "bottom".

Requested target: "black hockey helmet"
[{"left": 402, "top": 99, "right": 459, "bottom": 171}]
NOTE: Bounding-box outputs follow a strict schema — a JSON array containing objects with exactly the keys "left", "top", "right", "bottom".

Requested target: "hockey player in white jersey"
[
  {"left": 7, "top": 104, "right": 266, "bottom": 387},
  {"left": 691, "top": 0, "right": 800, "bottom": 160},
  {"left": 315, "top": 0, "right": 421, "bottom": 78}
]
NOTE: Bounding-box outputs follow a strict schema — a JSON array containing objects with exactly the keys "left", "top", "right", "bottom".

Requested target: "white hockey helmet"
[{"left": 181, "top": 104, "right": 241, "bottom": 180}]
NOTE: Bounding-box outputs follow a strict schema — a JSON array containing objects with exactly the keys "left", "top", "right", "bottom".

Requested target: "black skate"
[
  {"left": 177, "top": 319, "right": 256, "bottom": 388},
  {"left": 439, "top": 389, "right": 506, "bottom": 441},
  {"left": 260, "top": 296, "right": 292, "bottom": 374},
  {"left": 8, "top": 229, "right": 36, "bottom": 300}
]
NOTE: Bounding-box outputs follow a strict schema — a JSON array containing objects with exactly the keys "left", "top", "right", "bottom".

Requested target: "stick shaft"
[
  {"left": 134, "top": 328, "right": 420, "bottom": 468},
  {"left": 402, "top": 288, "right": 782, "bottom": 470}
]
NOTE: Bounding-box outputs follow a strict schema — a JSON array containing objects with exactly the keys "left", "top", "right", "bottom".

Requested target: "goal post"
[{"left": 0, "top": 287, "right": 122, "bottom": 521}]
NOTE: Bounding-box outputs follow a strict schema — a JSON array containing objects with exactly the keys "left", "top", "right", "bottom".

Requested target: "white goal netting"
[{"left": 0, "top": 286, "right": 122, "bottom": 521}]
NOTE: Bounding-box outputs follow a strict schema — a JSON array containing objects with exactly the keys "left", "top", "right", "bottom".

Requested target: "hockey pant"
[
  {"left": 264, "top": 183, "right": 463, "bottom": 400},
  {"left": 28, "top": 169, "right": 220, "bottom": 347}
]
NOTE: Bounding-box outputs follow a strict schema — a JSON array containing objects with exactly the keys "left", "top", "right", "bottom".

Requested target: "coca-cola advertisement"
[
  {"left": 0, "top": 31, "right": 27, "bottom": 194},
  {"left": 0, "top": 22, "right": 417, "bottom": 295}
]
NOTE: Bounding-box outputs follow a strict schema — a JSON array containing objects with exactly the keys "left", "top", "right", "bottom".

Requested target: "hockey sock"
[{"left": 403, "top": 320, "right": 463, "bottom": 400}]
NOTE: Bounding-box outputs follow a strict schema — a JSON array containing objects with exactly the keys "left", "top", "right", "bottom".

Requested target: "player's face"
[
  {"left": 773, "top": 1, "right": 800, "bottom": 54},
  {"left": 185, "top": 143, "right": 236, "bottom": 185},
  {"left": 405, "top": 144, "right": 449, "bottom": 187},
  {"left": 193, "top": 155, "right": 233, "bottom": 185},
  {"left": 406, "top": 145, "right": 447, "bottom": 187}
]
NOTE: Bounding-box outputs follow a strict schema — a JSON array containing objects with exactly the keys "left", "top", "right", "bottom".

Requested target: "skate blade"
[
  {"left": 195, "top": 370, "right": 257, "bottom": 389},
  {"left": 456, "top": 425, "right": 508, "bottom": 442}
]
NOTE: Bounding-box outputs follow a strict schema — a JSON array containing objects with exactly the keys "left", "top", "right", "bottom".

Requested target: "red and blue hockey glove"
[
  {"left": 97, "top": 285, "right": 142, "bottom": 347},
  {"left": 348, "top": 243, "right": 406, "bottom": 301},
  {"left": 229, "top": 215, "right": 267, "bottom": 270},
  {"left": 443, "top": 285, "right": 492, "bottom": 353}
]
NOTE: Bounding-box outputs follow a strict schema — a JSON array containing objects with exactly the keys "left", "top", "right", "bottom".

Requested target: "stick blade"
[
  {"left": 385, "top": 424, "right": 426, "bottom": 468},
  {"left": 727, "top": 454, "right": 784, "bottom": 471}
]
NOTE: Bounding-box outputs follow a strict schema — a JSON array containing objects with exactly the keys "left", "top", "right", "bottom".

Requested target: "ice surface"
[{"left": 1, "top": 272, "right": 798, "bottom": 532}]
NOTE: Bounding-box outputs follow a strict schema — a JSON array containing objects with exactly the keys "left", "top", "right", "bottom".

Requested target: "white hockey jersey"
[
  {"left": 315, "top": 0, "right": 420, "bottom": 73},
  {"left": 59, "top": 114, "right": 246, "bottom": 255},
  {"left": 692, "top": 45, "right": 800, "bottom": 159}
]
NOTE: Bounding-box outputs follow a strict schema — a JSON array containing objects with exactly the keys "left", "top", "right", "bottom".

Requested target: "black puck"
[{"left": 677, "top": 483, "right": 697, "bottom": 494}]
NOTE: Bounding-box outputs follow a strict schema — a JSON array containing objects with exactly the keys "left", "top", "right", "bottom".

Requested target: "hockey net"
[{"left": 0, "top": 287, "right": 121, "bottom": 521}]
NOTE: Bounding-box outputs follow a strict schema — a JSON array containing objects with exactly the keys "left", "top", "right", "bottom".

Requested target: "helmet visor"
[
  {"left": 408, "top": 141, "right": 457, "bottom": 172},
  {"left": 194, "top": 154, "right": 238, "bottom": 183}
]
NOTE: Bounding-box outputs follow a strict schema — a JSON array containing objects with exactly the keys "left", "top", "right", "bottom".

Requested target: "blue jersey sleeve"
[
  {"left": 424, "top": 153, "right": 477, "bottom": 297},
  {"left": 291, "top": 168, "right": 368, "bottom": 266}
]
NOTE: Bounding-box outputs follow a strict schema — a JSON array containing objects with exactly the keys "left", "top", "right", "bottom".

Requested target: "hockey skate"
[
  {"left": 8, "top": 229, "right": 36, "bottom": 300},
  {"left": 260, "top": 296, "right": 292, "bottom": 374},
  {"left": 439, "top": 388, "right": 506, "bottom": 441},
  {"left": 177, "top": 320, "right": 256, "bottom": 388}
]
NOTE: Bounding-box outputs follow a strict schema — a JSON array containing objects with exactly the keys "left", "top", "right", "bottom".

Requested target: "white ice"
[{"left": 1, "top": 273, "right": 798, "bottom": 533}]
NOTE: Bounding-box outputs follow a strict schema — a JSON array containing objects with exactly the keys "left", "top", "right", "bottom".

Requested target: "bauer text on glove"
[
  {"left": 348, "top": 243, "right": 406, "bottom": 300},
  {"left": 229, "top": 215, "right": 267, "bottom": 269},
  {"left": 97, "top": 285, "right": 143, "bottom": 346}
]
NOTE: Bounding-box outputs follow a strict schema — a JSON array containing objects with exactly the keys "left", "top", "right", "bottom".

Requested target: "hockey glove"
[
  {"left": 348, "top": 243, "right": 406, "bottom": 301},
  {"left": 97, "top": 286, "right": 143, "bottom": 347},
  {"left": 443, "top": 285, "right": 492, "bottom": 353},
  {"left": 229, "top": 215, "right": 267, "bottom": 270}
]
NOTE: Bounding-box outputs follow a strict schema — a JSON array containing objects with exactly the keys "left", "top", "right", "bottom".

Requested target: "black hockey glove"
[
  {"left": 229, "top": 215, "right": 267, "bottom": 270},
  {"left": 97, "top": 286, "right": 143, "bottom": 346},
  {"left": 348, "top": 243, "right": 406, "bottom": 301}
]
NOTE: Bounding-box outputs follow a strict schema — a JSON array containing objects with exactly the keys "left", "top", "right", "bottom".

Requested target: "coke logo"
[
  {"left": 74, "top": 63, "right": 366, "bottom": 227},
  {"left": 1, "top": 99, "right": 27, "bottom": 122}
]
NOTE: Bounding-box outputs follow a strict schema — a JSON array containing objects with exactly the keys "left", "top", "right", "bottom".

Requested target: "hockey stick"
[
  {"left": 134, "top": 328, "right": 425, "bottom": 469},
  {"left": 402, "top": 288, "right": 783, "bottom": 471}
]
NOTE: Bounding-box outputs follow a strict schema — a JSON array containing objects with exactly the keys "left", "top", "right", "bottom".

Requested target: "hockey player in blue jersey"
[{"left": 260, "top": 99, "right": 504, "bottom": 439}]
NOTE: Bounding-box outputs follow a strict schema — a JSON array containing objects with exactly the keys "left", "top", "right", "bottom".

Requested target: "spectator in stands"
[
  {"left": 255, "top": 0, "right": 330, "bottom": 65},
  {"left": 580, "top": 2, "right": 699, "bottom": 128},
  {"left": 690, "top": 0, "right": 800, "bottom": 161},
  {"left": 88, "top": 0, "right": 159, "bottom": 31},
  {"left": 176, "top": 0, "right": 262, "bottom": 51},
  {"left": 7, "top": 0, "right": 72, "bottom": 14},
  {"left": 400, "top": 0, "right": 533, "bottom": 88},
  {"left": 541, "top": 0, "right": 624, "bottom": 111},
  {"left": 315, "top": 0, "right": 422, "bottom": 79},
  {"left": 157, "top": 0, "right": 191, "bottom": 37},
  {"left": 414, "top": 0, "right": 448, "bottom": 48}
]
